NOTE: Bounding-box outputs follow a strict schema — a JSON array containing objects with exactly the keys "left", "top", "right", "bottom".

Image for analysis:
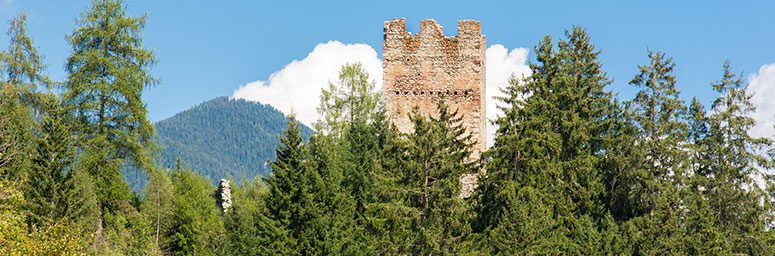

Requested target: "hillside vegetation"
[
  {"left": 2, "top": 0, "right": 775, "bottom": 255},
  {"left": 123, "top": 97, "right": 313, "bottom": 192}
]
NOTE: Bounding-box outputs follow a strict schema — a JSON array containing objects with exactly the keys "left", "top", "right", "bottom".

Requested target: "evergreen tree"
[
  {"left": 626, "top": 50, "right": 687, "bottom": 212},
  {"left": 223, "top": 177, "right": 292, "bottom": 255},
  {"left": 316, "top": 62, "right": 381, "bottom": 136},
  {"left": 618, "top": 50, "right": 689, "bottom": 254},
  {"left": 67, "top": 166, "right": 102, "bottom": 241},
  {"left": 1, "top": 12, "right": 50, "bottom": 98},
  {"left": 316, "top": 62, "right": 381, "bottom": 217},
  {"left": 25, "top": 95, "right": 77, "bottom": 228},
  {"left": 398, "top": 101, "right": 475, "bottom": 254},
  {"left": 475, "top": 27, "right": 616, "bottom": 254},
  {"left": 311, "top": 62, "right": 384, "bottom": 252},
  {"left": 703, "top": 61, "right": 773, "bottom": 254},
  {"left": 264, "top": 115, "right": 326, "bottom": 254},
  {"left": 679, "top": 98, "right": 728, "bottom": 253},
  {"left": 63, "top": 0, "right": 157, "bottom": 168}
]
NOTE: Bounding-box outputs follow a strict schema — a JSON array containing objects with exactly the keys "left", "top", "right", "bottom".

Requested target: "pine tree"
[
  {"left": 316, "top": 62, "right": 381, "bottom": 218},
  {"left": 626, "top": 50, "right": 687, "bottom": 206},
  {"left": 63, "top": 0, "right": 157, "bottom": 167},
  {"left": 312, "top": 63, "right": 384, "bottom": 252},
  {"left": 315, "top": 62, "right": 381, "bottom": 136}
]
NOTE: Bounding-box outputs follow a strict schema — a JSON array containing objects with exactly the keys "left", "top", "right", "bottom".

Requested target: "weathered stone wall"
[
  {"left": 215, "top": 179, "right": 232, "bottom": 214},
  {"left": 382, "top": 18, "right": 486, "bottom": 197}
]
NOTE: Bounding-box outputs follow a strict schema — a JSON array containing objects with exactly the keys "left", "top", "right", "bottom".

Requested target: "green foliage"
[
  {"left": 223, "top": 177, "right": 292, "bottom": 255},
  {"left": 63, "top": 0, "right": 157, "bottom": 170},
  {"left": 0, "top": 173, "right": 89, "bottom": 255},
  {"left": 25, "top": 95, "right": 77, "bottom": 228},
  {"left": 702, "top": 61, "right": 773, "bottom": 254},
  {"left": 0, "top": 12, "right": 46, "bottom": 181},
  {"left": 58, "top": 0, "right": 160, "bottom": 253},
  {"left": 123, "top": 97, "right": 314, "bottom": 192},
  {"left": 402, "top": 101, "right": 475, "bottom": 254},
  {"left": 476, "top": 26, "right": 615, "bottom": 254},
  {"left": 141, "top": 167, "right": 174, "bottom": 252},
  {"left": 316, "top": 62, "right": 381, "bottom": 136},
  {"left": 3, "top": 1, "right": 775, "bottom": 253},
  {"left": 170, "top": 163, "right": 225, "bottom": 255},
  {"left": 0, "top": 172, "right": 29, "bottom": 254}
]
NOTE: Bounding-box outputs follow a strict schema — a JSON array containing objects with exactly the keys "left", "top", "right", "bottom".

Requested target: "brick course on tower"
[{"left": 382, "top": 18, "right": 486, "bottom": 197}]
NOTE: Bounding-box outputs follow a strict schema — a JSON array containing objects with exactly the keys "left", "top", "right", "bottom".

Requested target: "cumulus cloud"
[
  {"left": 232, "top": 42, "right": 531, "bottom": 147},
  {"left": 485, "top": 45, "right": 532, "bottom": 147},
  {"left": 232, "top": 41, "right": 382, "bottom": 126},
  {"left": 748, "top": 63, "right": 775, "bottom": 139}
]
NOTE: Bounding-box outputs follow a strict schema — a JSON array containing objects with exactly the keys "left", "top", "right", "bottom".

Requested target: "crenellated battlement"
[
  {"left": 382, "top": 18, "right": 486, "bottom": 198},
  {"left": 384, "top": 18, "right": 482, "bottom": 37}
]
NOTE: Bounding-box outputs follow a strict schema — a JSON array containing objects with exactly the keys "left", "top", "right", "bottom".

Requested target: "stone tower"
[{"left": 382, "top": 18, "right": 486, "bottom": 197}]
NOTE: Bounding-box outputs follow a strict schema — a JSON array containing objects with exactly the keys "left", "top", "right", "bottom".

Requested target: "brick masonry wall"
[{"left": 382, "top": 18, "right": 486, "bottom": 197}]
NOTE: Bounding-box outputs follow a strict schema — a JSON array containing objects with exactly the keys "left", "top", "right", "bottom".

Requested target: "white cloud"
[
  {"left": 485, "top": 45, "right": 532, "bottom": 147},
  {"left": 232, "top": 41, "right": 382, "bottom": 126},
  {"left": 748, "top": 63, "right": 775, "bottom": 139},
  {"left": 232, "top": 42, "right": 531, "bottom": 147}
]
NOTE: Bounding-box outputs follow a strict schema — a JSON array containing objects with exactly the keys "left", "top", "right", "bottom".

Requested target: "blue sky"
[{"left": 2, "top": 0, "right": 775, "bottom": 140}]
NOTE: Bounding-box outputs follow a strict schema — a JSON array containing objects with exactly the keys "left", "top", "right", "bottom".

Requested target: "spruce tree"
[
  {"left": 265, "top": 115, "right": 322, "bottom": 254},
  {"left": 619, "top": 50, "right": 689, "bottom": 254},
  {"left": 398, "top": 101, "right": 475, "bottom": 254},
  {"left": 26, "top": 95, "right": 77, "bottom": 228},
  {"left": 313, "top": 63, "right": 383, "bottom": 251},
  {"left": 703, "top": 61, "right": 773, "bottom": 254},
  {"left": 223, "top": 177, "right": 292, "bottom": 255},
  {"left": 475, "top": 27, "right": 616, "bottom": 254}
]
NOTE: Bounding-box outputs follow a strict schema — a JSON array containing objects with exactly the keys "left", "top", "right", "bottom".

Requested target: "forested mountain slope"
[{"left": 123, "top": 97, "right": 313, "bottom": 191}]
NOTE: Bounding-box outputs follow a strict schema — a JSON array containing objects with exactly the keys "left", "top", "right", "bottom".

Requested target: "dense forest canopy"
[
  {"left": 2, "top": 0, "right": 775, "bottom": 255},
  {"left": 122, "top": 96, "right": 313, "bottom": 192}
]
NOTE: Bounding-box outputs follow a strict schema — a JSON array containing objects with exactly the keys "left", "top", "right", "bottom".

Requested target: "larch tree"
[
  {"left": 61, "top": 0, "right": 157, "bottom": 250},
  {"left": 0, "top": 12, "right": 49, "bottom": 180},
  {"left": 141, "top": 167, "right": 174, "bottom": 252}
]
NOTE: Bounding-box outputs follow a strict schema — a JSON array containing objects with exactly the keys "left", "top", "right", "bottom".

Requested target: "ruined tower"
[{"left": 382, "top": 18, "right": 486, "bottom": 197}]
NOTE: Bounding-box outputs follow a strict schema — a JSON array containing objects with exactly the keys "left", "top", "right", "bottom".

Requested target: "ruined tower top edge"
[{"left": 383, "top": 18, "right": 484, "bottom": 39}]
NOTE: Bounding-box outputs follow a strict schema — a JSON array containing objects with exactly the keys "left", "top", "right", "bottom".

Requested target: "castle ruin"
[{"left": 382, "top": 18, "right": 486, "bottom": 197}]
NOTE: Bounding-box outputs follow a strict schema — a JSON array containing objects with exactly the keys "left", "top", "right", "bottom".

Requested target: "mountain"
[{"left": 122, "top": 96, "right": 314, "bottom": 192}]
